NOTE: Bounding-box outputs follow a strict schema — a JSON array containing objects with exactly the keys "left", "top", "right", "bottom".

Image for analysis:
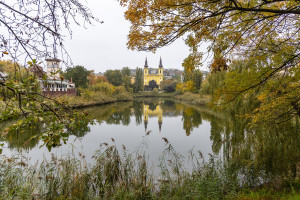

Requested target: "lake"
[
  {"left": 1, "top": 98, "right": 299, "bottom": 180},
  {"left": 1, "top": 99, "right": 219, "bottom": 164}
]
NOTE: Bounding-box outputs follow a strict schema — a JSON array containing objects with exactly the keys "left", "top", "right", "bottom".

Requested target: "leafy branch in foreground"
[
  {"left": 0, "top": 0, "right": 100, "bottom": 150},
  {"left": 0, "top": 60, "right": 91, "bottom": 151}
]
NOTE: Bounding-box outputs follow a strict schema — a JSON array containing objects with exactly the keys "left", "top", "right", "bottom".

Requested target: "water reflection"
[
  {"left": 85, "top": 99, "right": 206, "bottom": 136},
  {"left": 0, "top": 99, "right": 208, "bottom": 150},
  {"left": 0, "top": 120, "right": 41, "bottom": 150},
  {"left": 143, "top": 101, "right": 163, "bottom": 131},
  {"left": 1, "top": 98, "right": 299, "bottom": 183}
]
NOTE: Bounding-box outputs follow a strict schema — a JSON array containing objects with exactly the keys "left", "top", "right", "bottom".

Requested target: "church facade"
[{"left": 143, "top": 57, "right": 164, "bottom": 87}]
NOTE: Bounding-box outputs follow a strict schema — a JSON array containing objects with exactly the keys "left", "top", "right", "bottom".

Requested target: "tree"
[
  {"left": 120, "top": 0, "right": 300, "bottom": 121},
  {"left": 161, "top": 79, "right": 178, "bottom": 93},
  {"left": 0, "top": 60, "right": 15, "bottom": 73},
  {"left": 122, "top": 75, "right": 132, "bottom": 92},
  {"left": 121, "top": 67, "right": 131, "bottom": 77},
  {"left": 210, "top": 51, "right": 229, "bottom": 73},
  {"left": 104, "top": 70, "right": 123, "bottom": 86},
  {"left": 121, "top": 67, "right": 132, "bottom": 91},
  {"left": 147, "top": 80, "right": 158, "bottom": 91},
  {"left": 0, "top": 1, "right": 98, "bottom": 151},
  {"left": 88, "top": 73, "right": 108, "bottom": 85},
  {"left": 176, "top": 81, "right": 196, "bottom": 94},
  {"left": 192, "top": 69, "right": 203, "bottom": 90},
  {"left": 183, "top": 69, "right": 203, "bottom": 91},
  {"left": 133, "top": 67, "right": 143, "bottom": 92},
  {"left": 63, "top": 65, "right": 90, "bottom": 88}
]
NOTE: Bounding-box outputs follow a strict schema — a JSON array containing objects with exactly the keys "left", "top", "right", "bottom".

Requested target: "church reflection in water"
[
  {"left": 2, "top": 99, "right": 300, "bottom": 184},
  {"left": 143, "top": 102, "right": 163, "bottom": 132}
]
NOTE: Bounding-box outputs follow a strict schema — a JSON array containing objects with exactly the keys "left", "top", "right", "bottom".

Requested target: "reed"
[{"left": 0, "top": 143, "right": 299, "bottom": 199}]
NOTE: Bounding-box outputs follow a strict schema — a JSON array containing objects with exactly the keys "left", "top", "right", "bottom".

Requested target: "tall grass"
[
  {"left": 175, "top": 92, "right": 210, "bottom": 105},
  {"left": 56, "top": 82, "right": 133, "bottom": 108},
  {"left": 0, "top": 143, "right": 299, "bottom": 199}
]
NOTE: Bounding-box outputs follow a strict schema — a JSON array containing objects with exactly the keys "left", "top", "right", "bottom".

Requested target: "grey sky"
[{"left": 63, "top": 0, "right": 209, "bottom": 73}]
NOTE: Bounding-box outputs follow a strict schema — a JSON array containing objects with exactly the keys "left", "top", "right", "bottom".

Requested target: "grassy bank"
[
  {"left": 55, "top": 82, "right": 133, "bottom": 108},
  {"left": 1, "top": 144, "right": 299, "bottom": 200},
  {"left": 133, "top": 91, "right": 176, "bottom": 98},
  {"left": 175, "top": 92, "right": 210, "bottom": 105},
  {"left": 133, "top": 91, "right": 211, "bottom": 106},
  {"left": 56, "top": 92, "right": 132, "bottom": 109}
]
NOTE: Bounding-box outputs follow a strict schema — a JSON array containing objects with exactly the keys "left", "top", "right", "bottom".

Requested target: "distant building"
[
  {"left": 32, "top": 59, "right": 76, "bottom": 96},
  {"left": 45, "top": 58, "right": 61, "bottom": 80},
  {"left": 143, "top": 57, "right": 164, "bottom": 88}
]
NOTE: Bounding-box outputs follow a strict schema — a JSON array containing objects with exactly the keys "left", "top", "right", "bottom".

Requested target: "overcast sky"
[{"left": 63, "top": 0, "right": 210, "bottom": 73}]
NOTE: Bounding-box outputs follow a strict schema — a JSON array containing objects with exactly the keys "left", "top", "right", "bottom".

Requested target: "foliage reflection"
[{"left": 1, "top": 99, "right": 299, "bottom": 184}]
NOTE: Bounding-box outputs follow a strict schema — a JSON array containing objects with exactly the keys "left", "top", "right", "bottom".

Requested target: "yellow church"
[{"left": 143, "top": 57, "right": 164, "bottom": 87}]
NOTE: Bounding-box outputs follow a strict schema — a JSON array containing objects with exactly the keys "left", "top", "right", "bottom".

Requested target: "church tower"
[
  {"left": 158, "top": 57, "right": 163, "bottom": 85},
  {"left": 144, "top": 58, "right": 149, "bottom": 86},
  {"left": 144, "top": 57, "right": 149, "bottom": 74},
  {"left": 143, "top": 57, "right": 164, "bottom": 87}
]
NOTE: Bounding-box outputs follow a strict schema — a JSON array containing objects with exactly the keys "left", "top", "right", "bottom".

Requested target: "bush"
[
  {"left": 153, "top": 88, "right": 159, "bottom": 93},
  {"left": 161, "top": 79, "right": 178, "bottom": 93},
  {"left": 113, "top": 86, "right": 127, "bottom": 95},
  {"left": 88, "top": 82, "right": 115, "bottom": 95},
  {"left": 176, "top": 81, "right": 196, "bottom": 94}
]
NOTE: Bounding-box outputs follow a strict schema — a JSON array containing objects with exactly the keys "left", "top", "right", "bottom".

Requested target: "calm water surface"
[
  {"left": 1, "top": 99, "right": 220, "bottom": 165},
  {"left": 1, "top": 98, "right": 299, "bottom": 180}
]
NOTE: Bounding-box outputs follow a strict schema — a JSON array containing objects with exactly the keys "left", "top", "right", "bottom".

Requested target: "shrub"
[
  {"left": 176, "top": 81, "right": 196, "bottom": 94},
  {"left": 113, "top": 86, "right": 127, "bottom": 95},
  {"left": 88, "top": 82, "right": 115, "bottom": 95},
  {"left": 153, "top": 88, "right": 159, "bottom": 93},
  {"left": 161, "top": 80, "right": 178, "bottom": 93}
]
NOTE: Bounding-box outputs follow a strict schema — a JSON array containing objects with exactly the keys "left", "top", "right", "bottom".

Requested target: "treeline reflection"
[
  {"left": 0, "top": 99, "right": 223, "bottom": 150},
  {"left": 1, "top": 99, "right": 299, "bottom": 183}
]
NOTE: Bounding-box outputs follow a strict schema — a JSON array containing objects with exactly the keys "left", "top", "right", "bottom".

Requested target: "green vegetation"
[
  {"left": 175, "top": 69, "right": 203, "bottom": 94},
  {"left": 160, "top": 79, "right": 178, "bottom": 93},
  {"left": 133, "top": 91, "right": 175, "bottom": 98},
  {"left": 57, "top": 82, "right": 132, "bottom": 108},
  {"left": 104, "top": 69, "right": 124, "bottom": 87},
  {"left": 1, "top": 143, "right": 299, "bottom": 199},
  {"left": 63, "top": 65, "right": 90, "bottom": 88},
  {"left": 120, "top": 0, "right": 300, "bottom": 127},
  {"left": 0, "top": 60, "right": 87, "bottom": 151},
  {"left": 144, "top": 80, "right": 159, "bottom": 91},
  {"left": 133, "top": 67, "right": 143, "bottom": 92},
  {"left": 1, "top": 0, "right": 299, "bottom": 198},
  {"left": 175, "top": 92, "right": 210, "bottom": 105}
]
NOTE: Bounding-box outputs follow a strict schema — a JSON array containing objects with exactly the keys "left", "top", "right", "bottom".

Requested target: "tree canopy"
[
  {"left": 63, "top": 65, "right": 90, "bottom": 88},
  {"left": 120, "top": 0, "right": 299, "bottom": 76},
  {"left": 133, "top": 67, "right": 143, "bottom": 92},
  {"left": 121, "top": 0, "right": 300, "bottom": 122},
  {"left": 104, "top": 70, "right": 123, "bottom": 86}
]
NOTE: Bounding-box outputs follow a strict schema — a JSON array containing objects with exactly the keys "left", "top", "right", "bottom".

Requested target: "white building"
[
  {"left": 40, "top": 58, "right": 75, "bottom": 93},
  {"left": 46, "top": 58, "right": 61, "bottom": 80}
]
